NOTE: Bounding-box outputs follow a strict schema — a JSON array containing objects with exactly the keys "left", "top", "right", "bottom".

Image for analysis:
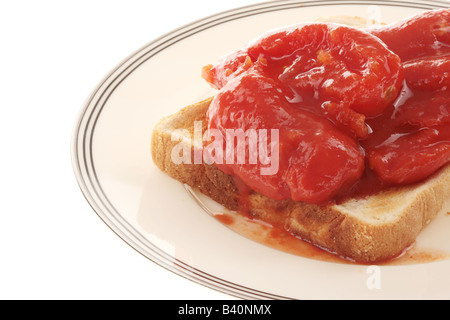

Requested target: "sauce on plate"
[{"left": 213, "top": 212, "right": 450, "bottom": 265}]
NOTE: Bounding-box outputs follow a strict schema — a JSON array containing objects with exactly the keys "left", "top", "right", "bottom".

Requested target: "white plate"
[{"left": 72, "top": 0, "right": 450, "bottom": 299}]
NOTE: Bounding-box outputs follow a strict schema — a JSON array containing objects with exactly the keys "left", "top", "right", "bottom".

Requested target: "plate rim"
[{"left": 71, "top": 0, "right": 450, "bottom": 300}]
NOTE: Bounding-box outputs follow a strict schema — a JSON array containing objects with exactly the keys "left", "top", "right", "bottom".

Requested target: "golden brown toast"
[{"left": 151, "top": 97, "right": 450, "bottom": 263}]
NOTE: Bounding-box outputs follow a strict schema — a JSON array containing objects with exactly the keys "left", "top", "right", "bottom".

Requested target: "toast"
[{"left": 151, "top": 97, "right": 450, "bottom": 263}]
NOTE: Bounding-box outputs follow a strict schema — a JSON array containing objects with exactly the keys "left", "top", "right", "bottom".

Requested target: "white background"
[{"left": 0, "top": 0, "right": 263, "bottom": 300}]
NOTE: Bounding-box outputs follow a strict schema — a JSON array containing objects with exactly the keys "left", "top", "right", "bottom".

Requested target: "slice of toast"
[{"left": 151, "top": 97, "right": 450, "bottom": 263}]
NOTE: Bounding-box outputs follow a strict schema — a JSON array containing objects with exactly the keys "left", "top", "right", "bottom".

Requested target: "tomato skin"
[
  {"left": 403, "top": 57, "right": 450, "bottom": 91},
  {"left": 368, "top": 127, "right": 450, "bottom": 185},
  {"left": 369, "top": 9, "right": 450, "bottom": 63}
]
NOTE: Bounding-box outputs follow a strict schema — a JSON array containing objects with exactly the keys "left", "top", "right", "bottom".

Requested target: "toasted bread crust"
[
  {"left": 151, "top": 97, "right": 450, "bottom": 263},
  {"left": 151, "top": 97, "right": 240, "bottom": 210}
]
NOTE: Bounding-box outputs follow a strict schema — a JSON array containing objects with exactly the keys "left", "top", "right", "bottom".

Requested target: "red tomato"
[
  {"left": 370, "top": 9, "right": 450, "bottom": 62},
  {"left": 202, "top": 9, "right": 450, "bottom": 204},
  {"left": 207, "top": 73, "right": 365, "bottom": 204}
]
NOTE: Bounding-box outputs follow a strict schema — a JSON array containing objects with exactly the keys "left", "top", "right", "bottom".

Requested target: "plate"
[{"left": 72, "top": 0, "right": 450, "bottom": 299}]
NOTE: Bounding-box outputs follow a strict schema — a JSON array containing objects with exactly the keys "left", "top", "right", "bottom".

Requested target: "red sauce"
[
  {"left": 202, "top": 9, "right": 450, "bottom": 205},
  {"left": 214, "top": 212, "right": 235, "bottom": 225},
  {"left": 213, "top": 212, "right": 450, "bottom": 265},
  {"left": 214, "top": 212, "right": 350, "bottom": 264}
]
